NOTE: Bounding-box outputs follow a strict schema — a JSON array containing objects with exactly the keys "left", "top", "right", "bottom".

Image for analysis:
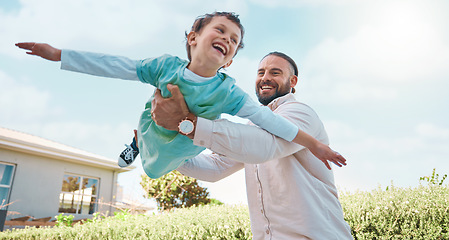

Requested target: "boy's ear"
[
  {"left": 222, "top": 59, "right": 233, "bottom": 69},
  {"left": 187, "top": 31, "right": 197, "bottom": 46}
]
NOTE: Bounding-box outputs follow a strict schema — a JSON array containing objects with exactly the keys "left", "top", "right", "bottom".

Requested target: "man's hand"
[
  {"left": 15, "top": 42, "right": 61, "bottom": 61},
  {"left": 151, "top": 84, "right": 190, "bottom": 131}
]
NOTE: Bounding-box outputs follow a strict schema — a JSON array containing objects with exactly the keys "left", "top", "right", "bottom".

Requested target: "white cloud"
[
  {"left": 0, "top": 70, "right": 61, "bottom": 123},
  {"left": 249, "top": 0, "right": 358, "bottom": 8},
  {"left": 2, "top": 0, "right": 250, "bottom": 57},
  {"left": 0, "top": 70, "right": 136, "bottom": 158},
  {"left": 299, "top": 1, "right": 449, "bottom": 103},
  {"left": 415, "top": 123, "right": 449, "bottom": 140},
  {"left": 2, "top": 0, "right": 167, "bottom": 55},
  {"left": 4, "top": 120, "right": 136, "bottom": 160},
  {"left": 50, "top": 121, "right": 133, "bottom": 157},
  {"left": 333, "top": 130, "right": 449, "bottom": 192},
  {"left": 200, "top": 170, "right": 247, "bottom": 205},
  {"left": 225, "top": 55, "right": 260, "bottom": 100}
]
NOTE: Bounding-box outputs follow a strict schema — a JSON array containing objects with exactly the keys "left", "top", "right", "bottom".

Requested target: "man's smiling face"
[{"left": 255, "top": 55, "right": 297, "bottom": 105}]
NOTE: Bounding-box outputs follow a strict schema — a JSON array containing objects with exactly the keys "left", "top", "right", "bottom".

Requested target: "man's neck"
[{"left": 266, "top": 93, "right": 295, "bottom": 110}]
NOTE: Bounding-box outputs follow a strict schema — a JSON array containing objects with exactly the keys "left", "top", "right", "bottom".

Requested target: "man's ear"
[
  {"left": 290, "top": 75, "right": 298, "bottom": 88},
  {"left": 187, "top": 31, "right": 198, "bottom": 46},
  {"left": 222, "top": 59, "right": 233, "bottom": 69}
]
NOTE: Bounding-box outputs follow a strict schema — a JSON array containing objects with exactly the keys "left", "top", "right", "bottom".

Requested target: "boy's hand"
[
  {"left": 15, "top": 42, "right": 61, "bottom": 61},
  {"left": 310, "top": 143, "right": 347, "bottom": 170}
]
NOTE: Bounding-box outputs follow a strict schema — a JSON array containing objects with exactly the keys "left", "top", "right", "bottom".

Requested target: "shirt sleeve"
[
  {"left": 236, "top": 97, "right": 299, "bottom": 141},
  {"left": 60, "top": 49, "right": 139, "bottom": 80},
  {"left": 177, "top": 153, "right": 244, "bottom": 182},
  {"left": 193, "top": 100, "right": 322, "bottom": 164}
]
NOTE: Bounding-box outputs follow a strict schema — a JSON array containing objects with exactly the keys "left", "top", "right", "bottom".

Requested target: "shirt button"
[
  {"left": 260, "top": 209, "right": 263, "bottom": 214},
  {"left": 266, "top": 229, "right": 270, "bottom": 234}
]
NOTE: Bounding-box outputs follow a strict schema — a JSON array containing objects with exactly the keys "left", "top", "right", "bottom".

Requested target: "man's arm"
[
  {"left": 193, "top": 115, "right": 303, "bottom": 163},
  {"left": 151, "top": 84, "right": 306, "bottom": 164},
  {"left": 177, "top": 152, "right": 244, "bottom": 182},
  {"left": 236, "top": 97, "right": 346, "bottom": 169}
]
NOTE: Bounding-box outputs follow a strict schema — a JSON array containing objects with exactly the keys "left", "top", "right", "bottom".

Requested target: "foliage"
[
  {"left": 209, "top": 198, "right": 224, "bottom": 206},
  {"left": 2, "top": 170, "right": 448, "bottom": 239},
  {"left": 140, "top": 170, "right": 211, "bottom": 210},
  {"left": 0, "top": 205, "right": 252, "bottom": 240},
  {"left": 81, "top": 212, "right": 105, "bottom": 224},
  {"left": 341, "top": 184, "right": 449, "bottom": 239},
  {"left": 420, "top": 168, "right": 447, "bottom": 186},
  {"left": 54, "top": 213, "right": 74, "bottom": 227}
]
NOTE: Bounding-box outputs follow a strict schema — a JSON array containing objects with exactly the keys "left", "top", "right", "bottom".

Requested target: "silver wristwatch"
[{"left": 178, "top": 118, "right": 195, "bottom": 135}]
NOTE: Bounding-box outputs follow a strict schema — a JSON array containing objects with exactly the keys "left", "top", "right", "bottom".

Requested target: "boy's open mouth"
[{"left": 213, "top": 43, "right": 227, "bottom": 55}]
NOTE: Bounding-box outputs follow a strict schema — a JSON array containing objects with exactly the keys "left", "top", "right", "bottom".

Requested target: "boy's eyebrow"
[{"left": 216, "top": 23, "right": 241, "bottom": 39}]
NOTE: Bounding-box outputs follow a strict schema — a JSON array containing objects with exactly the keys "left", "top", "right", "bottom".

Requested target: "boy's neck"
[{"left": 187, "top": 60, "right": 219, "bottom": 78}]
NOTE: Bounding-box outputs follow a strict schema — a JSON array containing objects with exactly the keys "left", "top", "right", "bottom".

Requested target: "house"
[{"left": 0, "top": 127, "right": 135, "bottom": 222}]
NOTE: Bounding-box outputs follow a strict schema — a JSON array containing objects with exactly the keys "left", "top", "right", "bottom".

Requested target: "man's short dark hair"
[{"left": 262, "top": 51, "right": 298, "bottom": 77}]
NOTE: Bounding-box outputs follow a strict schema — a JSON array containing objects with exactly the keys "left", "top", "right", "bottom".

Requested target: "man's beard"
[{"left": 256, "top": 83, "right": 291, "bottom": 106}]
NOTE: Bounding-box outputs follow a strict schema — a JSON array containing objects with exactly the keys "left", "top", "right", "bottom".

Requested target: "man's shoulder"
[
  {"left": 275, "top": 95, "right": 321, "bottom": 120},
  {"left": 281, "top": 101, "right": 318, "bottom": 116},
  {"left": 273, "top": 94, "right": 315, "bottom": 111}
]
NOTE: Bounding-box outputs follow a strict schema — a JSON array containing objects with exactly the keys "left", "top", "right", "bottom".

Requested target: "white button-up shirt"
[{"left": 178, "top": 93, "right": 353, "bottom": 240}]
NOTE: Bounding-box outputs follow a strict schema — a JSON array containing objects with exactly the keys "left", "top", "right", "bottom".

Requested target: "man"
[{"left": 151, "top": 52, "right": 353, "bottom": 239}]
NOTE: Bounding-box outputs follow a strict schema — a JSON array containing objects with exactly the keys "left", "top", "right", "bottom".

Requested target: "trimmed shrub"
[{"left": 341, "top": 184, "right": 449, "bottom": 239}]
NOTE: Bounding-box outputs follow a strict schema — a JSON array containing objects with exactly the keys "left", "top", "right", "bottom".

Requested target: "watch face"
[{"left": 179, "top": 120, "right": 194, "bottom": 134}]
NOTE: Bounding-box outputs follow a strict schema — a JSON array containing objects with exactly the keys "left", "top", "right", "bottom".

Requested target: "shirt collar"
[{"left": 267, "top": 93, "right": 296, "bottom": 111}]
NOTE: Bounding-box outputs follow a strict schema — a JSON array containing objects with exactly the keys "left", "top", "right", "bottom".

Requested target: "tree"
[{"left": 140, "top": 170, "right": 213, "bottom": 211}]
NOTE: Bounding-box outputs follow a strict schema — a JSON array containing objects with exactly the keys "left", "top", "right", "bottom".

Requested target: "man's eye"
[{"left": 217, "top": 28, "right": 224, "bottom": 33}]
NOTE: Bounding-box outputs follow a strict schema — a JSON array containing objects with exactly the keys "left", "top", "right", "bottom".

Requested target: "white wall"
[{"left": 0, "top": 148, "right": 117, "bottom": 220}]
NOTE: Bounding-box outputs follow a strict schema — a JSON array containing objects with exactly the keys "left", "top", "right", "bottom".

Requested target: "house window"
[
  {"left": 59, "top": 174, "right": 99, "bottom": 214},
  {"left": 0, "top": 163, "right": 15, "bottom": 210}
]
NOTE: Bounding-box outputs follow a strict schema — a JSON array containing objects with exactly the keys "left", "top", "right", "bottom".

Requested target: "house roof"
[{"left": 0, "top": 127, "right": 134, "bottom": 173}]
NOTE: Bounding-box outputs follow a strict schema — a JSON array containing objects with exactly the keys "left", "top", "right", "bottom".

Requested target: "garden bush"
[
  {"left": 1, "top": 183, "right": 448, "bottom": 239},
  {"left": 340, "top": 184, "right": 449, "bottom": 239},
  {"left": 0, "top": 205, "right": 252, "bottom": 240}
]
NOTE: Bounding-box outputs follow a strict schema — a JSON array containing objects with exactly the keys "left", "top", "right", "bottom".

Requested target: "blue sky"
[{"left": 1, "top": 0, "right": 449, "bottom": 205}]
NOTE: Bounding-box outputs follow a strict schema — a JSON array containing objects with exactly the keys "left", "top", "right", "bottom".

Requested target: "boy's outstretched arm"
[
  {"left": 15, "top": 42, "right": 61, "bottom": 61},
  {"left": 292, "top": 130, "right": 347, "bottom": 170}
]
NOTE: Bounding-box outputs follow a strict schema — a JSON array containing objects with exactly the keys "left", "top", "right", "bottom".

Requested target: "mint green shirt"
[{"left": 136, "top": 55, "right": 247, "bottom": 178}]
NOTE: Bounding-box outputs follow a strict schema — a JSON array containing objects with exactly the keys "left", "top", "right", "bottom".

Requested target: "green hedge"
[
  {"left": 0, "top": 205, "right": 252, "bottom": 240},
  {"left": 1, "top": 185, "right": 448, "bottom": 239},
  {"left": 341, "top": 184, "right": 449, "bottom": 239}
]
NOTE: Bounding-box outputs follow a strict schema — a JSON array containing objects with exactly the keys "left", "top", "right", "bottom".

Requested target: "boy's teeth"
[{"left": 213, "top": 44, "right": 226, "bottom": 54}]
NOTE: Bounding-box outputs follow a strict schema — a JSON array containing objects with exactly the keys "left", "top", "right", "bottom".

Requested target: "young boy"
[{"left": 16, "top": 12, "right": 346, "bottom": 179}]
